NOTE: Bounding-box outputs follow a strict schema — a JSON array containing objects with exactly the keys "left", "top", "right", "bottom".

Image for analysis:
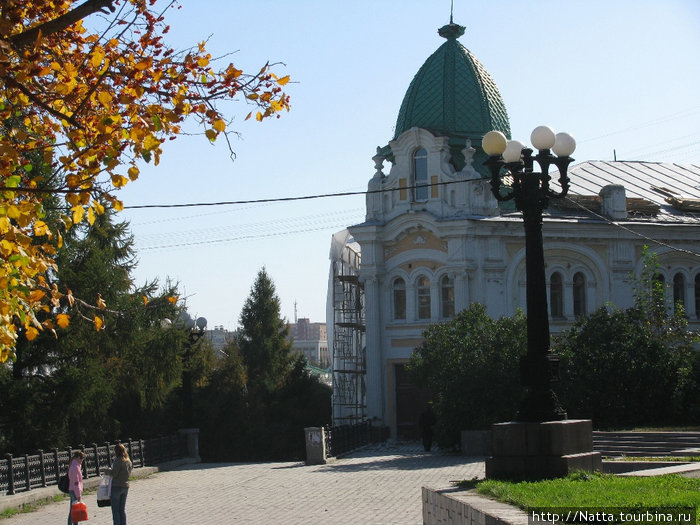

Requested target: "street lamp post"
[{"left": 482, "top": 126, "right": 576, "bottom": 422}]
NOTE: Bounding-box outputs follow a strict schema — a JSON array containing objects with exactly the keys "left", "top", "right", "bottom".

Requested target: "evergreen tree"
[
  {"left": 0, "top": 210, "right": 185, "bottom": 452},
  {"left": 238, "top": 268, "right": 295, "bottom": 394},
  {"left": 202, "top": 268, "right": 331, "bottom": 461}
]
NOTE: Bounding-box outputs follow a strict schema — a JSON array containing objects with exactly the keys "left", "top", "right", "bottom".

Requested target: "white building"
[{"left": 328, "top": 20, "right": 700, "bottom": 439}]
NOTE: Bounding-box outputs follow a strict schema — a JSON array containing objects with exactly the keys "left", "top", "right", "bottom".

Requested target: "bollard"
[{"left": 304, "top": 427, "right": 327, "bottom": 465}]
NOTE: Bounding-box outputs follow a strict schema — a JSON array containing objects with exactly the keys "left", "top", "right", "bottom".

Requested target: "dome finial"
[
  {"left": 439, "top": 1, "right": 465, "bottom": 41},
  {"left": 438, "top": 20, "right": 465, "bottom": 40}
]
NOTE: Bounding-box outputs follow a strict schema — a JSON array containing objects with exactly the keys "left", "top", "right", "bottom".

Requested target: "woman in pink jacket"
[{"left": 67, "top": 450, "right": 85, "bottom": 525}]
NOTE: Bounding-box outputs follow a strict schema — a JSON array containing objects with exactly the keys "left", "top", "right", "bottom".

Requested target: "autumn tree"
[{"left": 0, "top": 0, "right": 291, "bottom": 358}]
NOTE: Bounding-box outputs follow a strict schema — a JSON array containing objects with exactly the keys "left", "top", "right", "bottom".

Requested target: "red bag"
[{"left": 71, "top": 500, "right": 89, "bottom": 522}]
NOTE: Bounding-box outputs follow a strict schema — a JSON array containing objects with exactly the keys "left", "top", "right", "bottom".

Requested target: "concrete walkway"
[{"left": 1, "top": 443, "right": 485, "bottom": 524}]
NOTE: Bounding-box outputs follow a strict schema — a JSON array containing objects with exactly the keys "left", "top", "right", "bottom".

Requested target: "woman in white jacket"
[{"left": 104, "top": 443, "right": 133, "bottom": 525}]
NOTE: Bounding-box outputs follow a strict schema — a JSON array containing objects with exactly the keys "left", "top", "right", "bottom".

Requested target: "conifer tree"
[{"left": 238, "top": 268, "right": 295, "bottom": 393}]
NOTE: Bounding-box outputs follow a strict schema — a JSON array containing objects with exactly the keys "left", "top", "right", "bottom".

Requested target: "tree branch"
[{"left": 9, "top": 0, "right": 117, "bottom": 49}]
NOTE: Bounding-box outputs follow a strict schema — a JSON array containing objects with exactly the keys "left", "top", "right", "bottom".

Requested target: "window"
[
  {"left": 573, "top": 272, "right": 586, "bottom": 317},
  {"left": 417, "top": 276, "right": 431, "bottom": 320},
  {"left": 440, "top": 275, "right": 455, "bottom": 318},
  {"left": 673, "top": 273, "right": 685, "bottom": 308},
  {"left": 550, "top": 272, "right": 563, "bottom": 318},
  {"left": 413, "top": 148, "right": 428, "bottom": 201},
  {"left": 393, "top": 278, "right": 406, "bottom": 320}
]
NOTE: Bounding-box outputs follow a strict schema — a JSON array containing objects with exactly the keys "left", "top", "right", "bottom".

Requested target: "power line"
[{"left": 123, "top": 178, "right": 471, "bottom": 210}]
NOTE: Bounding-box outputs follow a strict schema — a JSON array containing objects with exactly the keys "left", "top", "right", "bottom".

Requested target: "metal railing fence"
[
  {"left": 1, "top": 434, "right": 187, "bottom": 496},
  {"left": 324, "top": 420, "right": 372, "bottom": 458}
]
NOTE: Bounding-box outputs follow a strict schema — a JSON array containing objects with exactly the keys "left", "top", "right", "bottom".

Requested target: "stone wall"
[{"left": 423, "top": 486, "right": 528, "bottom": 525}]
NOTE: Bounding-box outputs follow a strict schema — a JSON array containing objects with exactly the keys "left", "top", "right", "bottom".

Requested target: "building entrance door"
[{"left": 394, "top": 363, "right": 432, "bottom": 440}]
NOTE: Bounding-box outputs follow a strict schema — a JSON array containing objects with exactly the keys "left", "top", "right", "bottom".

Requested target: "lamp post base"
[{"left": 485, "top": 419, "right": 601, "bottom": 480}]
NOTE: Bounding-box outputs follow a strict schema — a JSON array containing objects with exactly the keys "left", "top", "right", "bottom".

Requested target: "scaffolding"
[{"left": 330, "top": 232, "right": 366, "bottom": 425}]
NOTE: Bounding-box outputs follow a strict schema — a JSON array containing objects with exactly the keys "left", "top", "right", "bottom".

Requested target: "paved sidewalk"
[{"left": 2, "top": 443, "right": 484, "bottom": 524}]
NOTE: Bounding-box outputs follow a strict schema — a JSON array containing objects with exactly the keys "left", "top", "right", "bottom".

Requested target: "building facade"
[
  {"left": 287, "top": 318, "right": 329, "bottom": 369},
  {"left": 329, "top": 20, "right": 700, "bottom": 439}
]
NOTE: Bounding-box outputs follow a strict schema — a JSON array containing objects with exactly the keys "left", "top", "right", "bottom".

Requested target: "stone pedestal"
[
  {"left": 304, "top": 427, "right": 327, "bottom": 465},
  {"left": 178, "top": 428, "right": 201, "bottom": 461},
  {"left": 485, "top": 419, "right": 601, "bottom": 479}
]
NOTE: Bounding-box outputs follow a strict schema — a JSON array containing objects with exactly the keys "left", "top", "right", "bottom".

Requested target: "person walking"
[
  {"left": 418, "top": 403, "right": 437, "bottom": 452},
  {"left": 67, "top": 451, "right": 85, "bottom": 525},
  {"left": 105, "top": 443, "right": 133, "bottom": 525}
]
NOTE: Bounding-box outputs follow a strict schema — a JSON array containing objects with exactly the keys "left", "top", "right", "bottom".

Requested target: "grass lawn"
[{"left": 471, "top": 472, "right": 699, "bottom": 523}]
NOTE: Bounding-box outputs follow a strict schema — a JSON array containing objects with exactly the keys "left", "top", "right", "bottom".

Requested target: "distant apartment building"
[
  {"left": 287, "top": 318, "right": 329, "bottom": 368},
  {"left": 205, "top": 325, "right": 234, "bottom": 357}
]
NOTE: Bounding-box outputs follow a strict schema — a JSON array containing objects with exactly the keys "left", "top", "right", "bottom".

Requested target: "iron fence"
[
  {"left": 1, "top": 434, "right": 187, "bottom": 496},
  {"left": 324, "top": 420, "right": 372, "bottom": 458}
]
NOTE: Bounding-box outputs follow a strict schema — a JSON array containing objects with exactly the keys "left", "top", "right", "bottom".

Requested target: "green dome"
[{"left": 392, "top": 22, "right": 511, "bottom": 171}]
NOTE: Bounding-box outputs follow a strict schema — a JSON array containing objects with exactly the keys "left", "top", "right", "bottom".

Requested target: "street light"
[{"left": 482, "top": 126, "right": 576, "bottom": 422}]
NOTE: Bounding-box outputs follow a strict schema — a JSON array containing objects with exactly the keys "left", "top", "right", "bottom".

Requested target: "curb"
[{"left": 0, "top": 457, "right": 199, "bottom": 514}]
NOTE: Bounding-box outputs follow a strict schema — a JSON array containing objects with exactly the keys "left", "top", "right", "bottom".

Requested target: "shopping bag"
[
  {"left": 71, "top": 500, "right": 89, "bottom": 522},
  {"left": 96, "top": 474, "right": 111, "bottom": 508}
]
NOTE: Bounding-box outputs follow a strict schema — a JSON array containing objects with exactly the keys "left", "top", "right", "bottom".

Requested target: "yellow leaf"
[
  {"left": 111, "top": 175, "right": 129, "bottom": 188},
  {"left": 56, "top": 313, "right": 70, "bottom": 329},
  {"left": 143, "top": 135, "right": 161, "bottom": 151},
  {"left": 205, "top": 129, "right": 217, "bottom": 141},
  {"left": 127, "top": 166, "right": 140, "bottom": 181},
  {"left": 25, "top": 327, "right": 39, "bottom": 341},
  {"left": 98, "top": 91, "right": 112, "bottom": 107},
  {"left": 29, "top": 290, "right": 45, "bottom": 303},
  {"left": 6, "top": 205, "right": 20, "bottom": 220},
  {"left": 97, "top": 294, "right": 107, "bottom": 309},
  {"left": 247, "top": 93, "right": 259, "bottom": 100},
  {"left": 277, "top": 75, "right": 290, "bottom": 86},
  {"left": 94, "top": 315, "right": 103, "bottom": 331},
  {"left": 255, "top": 111, "right": 263, "bottom": 122},
  {"left": 72, "top": 206, "right": 85, "bottom": 225},
  {"left": 87, "top": 206, "right": 95, "bottom": 225},
  {"left": 167, "top": 296, "right": 178, "bottom": 304},
  {"left": 33, "top": 220, "right": 49, "bottom": 236},
  {"left": 213, "top": 119, "right": 226, "bottom": 133},
  {"left": 142, "top": 296, "right": 148, "bottom": 305}
]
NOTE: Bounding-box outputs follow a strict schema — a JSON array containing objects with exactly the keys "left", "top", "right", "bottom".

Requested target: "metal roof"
[
  {"left": 393, "top": 22, "right": 510, "bottom": 144},
  {"left": 563, "top": 160, "right": 700, "bottom": 223}
]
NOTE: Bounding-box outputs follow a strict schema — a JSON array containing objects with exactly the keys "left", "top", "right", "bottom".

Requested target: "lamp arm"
[
  {"left": 545, "top": 157, "right": 573, "bottom": 199},
  {"left": 485, "top": 156, "right": 516, "bottom": 202}
]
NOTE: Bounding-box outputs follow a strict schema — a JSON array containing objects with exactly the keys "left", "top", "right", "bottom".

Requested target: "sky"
[{"left": 111, "top": 0, "right": 700, "bottom": 331}]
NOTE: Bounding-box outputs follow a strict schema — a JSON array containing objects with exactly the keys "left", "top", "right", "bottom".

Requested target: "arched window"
[
  {"left": 673, "top": 273, "right": 685, "bottom": 308},
  {"left": 440, "top": 275, "right": 455, "bottom": 318},
  {"left": 550, "top": 272, "right": 563, "bottom": 318},
  {"left": 417, "top": 276, "right": 431, "bottom": 320},
  {"left": 573, "top": 272, "right": 586, "bottom": 317},
  {"left": 413, "top": 148, "right": 428, "bottom": 201},
  {"left": 393, "top": 278, "right": 406, "bottom": 320}
]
